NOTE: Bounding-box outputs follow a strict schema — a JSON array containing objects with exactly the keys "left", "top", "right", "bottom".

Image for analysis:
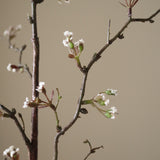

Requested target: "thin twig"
[
  {"left": 8, "top": 38, "right": 32, "bottom": 78},
  {"left": 107, "top": 19, "right": 111, "bottom": 44},
  {"left": 0, "top": 104, "right": 31, "bottom": 150},
  {"left": 18, "top": 113, "right": 25, "bottom": 131},
  {"left": 53, "top": 8, "right": 160, "bottom": 160},
  {"left": 83, "top": 139, "right": 104, "bottom": 160}
]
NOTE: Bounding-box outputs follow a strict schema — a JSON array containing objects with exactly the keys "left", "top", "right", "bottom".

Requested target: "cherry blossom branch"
[
  {"left": 0, "top": 104, "right": 31, "bottom": 150},
  {"left": 53, "top": 8, "right": 160, "bottom": 160}
]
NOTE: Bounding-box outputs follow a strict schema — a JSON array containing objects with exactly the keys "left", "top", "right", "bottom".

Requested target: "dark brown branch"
[
  {"left": 0, "top": 104, "right": 31, "bottom": 150},
  {"left": 83, "top": 139, "right": 103, "bottom": 160},
  {"left": 87, "top": 8, "right": 160, "bottom": 71},
  {"left": 53, "top": 8, "right": 160, "bottom": 160},
  {"left": 131, "top": 9, "right": 160, "bottom": 23}
]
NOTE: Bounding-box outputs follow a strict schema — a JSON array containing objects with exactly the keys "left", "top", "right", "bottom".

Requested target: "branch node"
[
  {"left": 92, "top": 53, "right": 101, "bottom": 62},
  {"left": 28, "top": 16, "right": 34, "bottom": 24},
  {"left": 118, "top": 33, "right": 124, "bottom": 39},
  {"left": 81, "top": 66, "right": 88, "bottom": 74},
  {"left": 56, "top": 125, "right": 62, "bottom": 133},
  {"left": 149, "top": 19, "right": 155, "bottom": 23},
  {"left": 11, "top": 108, "right": 16, "bottom": 116},
  {"left": 80, "top": 108, "right": 88, "bottom": 114}
]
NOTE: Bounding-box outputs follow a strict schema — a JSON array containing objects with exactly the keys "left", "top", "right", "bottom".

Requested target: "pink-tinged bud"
[{"left": 68, "top": 54, "right": 75, "bottom": 58}]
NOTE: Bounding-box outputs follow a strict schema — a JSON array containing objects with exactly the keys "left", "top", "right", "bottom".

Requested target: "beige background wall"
[{"left": 0, "top": 0, "right": 160, "bottom": 160}]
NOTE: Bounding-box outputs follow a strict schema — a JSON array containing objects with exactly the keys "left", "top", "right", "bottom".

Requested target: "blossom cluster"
[
  {"left": 105, "top": 89, "right": 118, "bottom": 96},
  {"left": 93, "top": 90, "right": 118, "bottom": 119},
  {"left": 7, "top": 63, "right": 24, "bottom": 73},
  {"left": 3, "top": 145, "right": 19, "bottom": 160},
  {"left": 82, "top": 89, "right": 118, "bottom": 119},
  {"left": 23, "top": 82, "right": 46, "bottom": 109},
  {"left": 63, "top": 31, "right": 84, "bottom": 59}
]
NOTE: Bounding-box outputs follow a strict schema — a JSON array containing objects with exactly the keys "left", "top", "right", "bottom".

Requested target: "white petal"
[
  {"left": 104, "top": 99, "right": 110, "bottom": 106},
  {"left": 63, "top": 39, "right": 69, "bottom": 47},
  {"left": 10, "top": 151, "right": 16, "bottom": 157},
  {"left": 64, "top": 31, "right": 73, "bottom": 37},
  {"left": 39, "top": 82, "right": 45, "bottom": 86},
  {"left": 7, "top": 64, "right": 12, "bottom": 71},
  {"left": 110, "top": 106, "right": 117, "bottom": 113}
]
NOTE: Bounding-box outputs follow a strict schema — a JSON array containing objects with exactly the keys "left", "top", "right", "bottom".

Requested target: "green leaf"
[
  {"left": 98, "top": 100, "right": 105, "bottom": 106},
  {"left": 105, "top": 90, "right": 112, "bottom": 95},
  {"left": 69, "top": 42, "right": 74, "bottom": 49},
  {"left": 105, "top": 112, "right": 112, "bottom": 118},
  {"left": 58, "top": 95, "right": 62, "bottom": 100}
]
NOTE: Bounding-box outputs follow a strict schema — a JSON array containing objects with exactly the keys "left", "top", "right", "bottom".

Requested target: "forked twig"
[{"left": 83, "top": 139, "right": 104, "bottom": 160}]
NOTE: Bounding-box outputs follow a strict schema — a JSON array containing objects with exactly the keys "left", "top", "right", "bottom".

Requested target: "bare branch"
[
  {"left": 83, "top": 139, "right": 104, "bottom": 160},
  {"left": 0, "top": 104, "right": 31, "bottom": 150},
  {"left": 131, "top": 9, "right": 160, "bottom": 23},
  {"left": 87, "top": 8, "right": 160, "bottom": 71}
]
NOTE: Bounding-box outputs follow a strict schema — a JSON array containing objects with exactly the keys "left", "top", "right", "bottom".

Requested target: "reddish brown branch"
[{"left": 30, "top": 1, "right": 40, "bottom": 160}]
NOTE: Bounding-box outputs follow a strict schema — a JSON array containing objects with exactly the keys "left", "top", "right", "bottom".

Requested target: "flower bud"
[
  {"left": 68, "top": 53, "right": 75, "bottom": 59},
  {"left": 79, "top": 43, "right": 84, "bottom": 52},
  {"left": 56, "top": 125, "right": 62, "bottom": 132},
  {"left": 80, "top": 108, "right": 88, "bottom": 114}
]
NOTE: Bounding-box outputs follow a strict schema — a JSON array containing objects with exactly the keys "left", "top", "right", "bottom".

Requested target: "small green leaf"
[
  {"left": 105, "top": 112, "right": 112, "bottom": 118},
  {"left": 98, "top": 100, "right": 105, "bottom": 106},
  {"left": 69, "top": 42, "right": 74, "bottom": 49},
  {"left": 105, "top": 90, "right": 112, "bottom": 95}
]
